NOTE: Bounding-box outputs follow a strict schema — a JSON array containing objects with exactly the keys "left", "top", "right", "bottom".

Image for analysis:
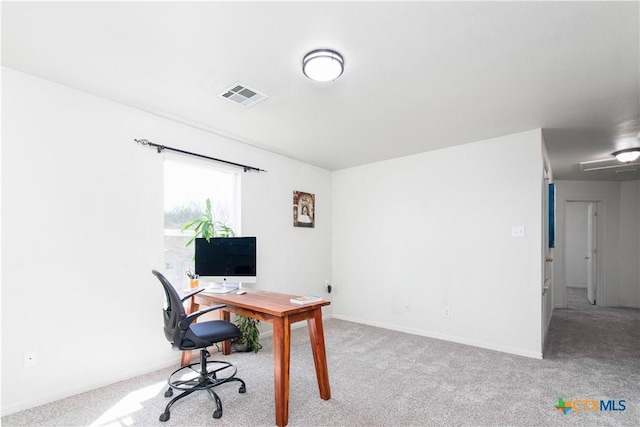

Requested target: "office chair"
[{"left": 152, "top": 270, "right": 246, "bottom": 422}]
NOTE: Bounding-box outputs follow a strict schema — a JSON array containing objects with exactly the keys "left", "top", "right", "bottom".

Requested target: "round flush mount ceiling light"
[
  {"left": 613, "top": 148, "right": 640, "bottom": 163},
  {"left": 612, "top": 119, "right": 640, "bottom": 162},
  {"left": 302, "top": 49, "right": 344, "bottom": 82}
]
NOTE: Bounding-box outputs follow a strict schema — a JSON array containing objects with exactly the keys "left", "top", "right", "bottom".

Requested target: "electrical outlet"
[
  {"left": 24, "top": 351, "right": 37, "bottom": 368},
  {"left": 443, "top": 307, "right": 450, "bottom": 317},
  {"left": 325, "top": 279, "right": 332, "bottom": 293}
]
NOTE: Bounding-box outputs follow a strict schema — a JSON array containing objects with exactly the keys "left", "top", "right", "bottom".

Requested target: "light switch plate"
[{"left": 512, "top": 225, "right": 525, "bottom": 237}]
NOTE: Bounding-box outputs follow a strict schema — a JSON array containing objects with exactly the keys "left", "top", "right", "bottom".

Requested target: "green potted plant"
[
  {"left": 182, "top": 199, "right": 260, "bottom": 353},
  {"left": 232, "top": 315, "right": 261, "bottom": 353},
  {"left": 181, "top": 198, "right": 235, "bottom": 245}
]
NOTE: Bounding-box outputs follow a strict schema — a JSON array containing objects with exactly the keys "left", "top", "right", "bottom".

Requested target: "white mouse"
[{"left": 236, "top": 290, "right": 247, "bottom": 295}]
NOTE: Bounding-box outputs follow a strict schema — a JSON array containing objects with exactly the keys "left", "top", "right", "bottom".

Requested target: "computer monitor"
[{"left": 194, "top": 237, "right": 257, "bottom": 286}]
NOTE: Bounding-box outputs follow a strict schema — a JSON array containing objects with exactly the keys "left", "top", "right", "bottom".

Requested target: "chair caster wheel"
[
  {"left": 159, "top": 411, "right": 170, "bottom": 422},
  {"left": 213, "top": 409, "right": 222, "bottom": 419},
  {"left": 164, "top": 388, "right": 173, "bottom": 397},
  {"left": 239, "top": 385, "right": 246, "bottom": 393}
]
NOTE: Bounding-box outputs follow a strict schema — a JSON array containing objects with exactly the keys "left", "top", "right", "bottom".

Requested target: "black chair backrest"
[{"left": 152, "top": 270, "right": 194, "bottom": 349}]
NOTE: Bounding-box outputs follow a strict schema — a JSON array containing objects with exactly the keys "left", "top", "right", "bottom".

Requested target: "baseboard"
[{"left": 331, "top": 314, "right": 543, "bottom": 360}]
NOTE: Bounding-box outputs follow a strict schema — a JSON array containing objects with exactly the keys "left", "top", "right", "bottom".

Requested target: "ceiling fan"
[{"left": 580, "top": 119, "right": 640, "bottom": 173}]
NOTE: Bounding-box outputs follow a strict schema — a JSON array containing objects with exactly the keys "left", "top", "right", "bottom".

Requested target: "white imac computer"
[{"left": 195, "top": 237, "right": 257, "bottom": 292}]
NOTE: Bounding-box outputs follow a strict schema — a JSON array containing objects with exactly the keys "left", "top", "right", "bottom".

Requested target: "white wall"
[
  {"left": 554, "top": 180, "right": 640, "bottom": 308},
  {"left": 1, "top": 68, "right": 332, "bottom": 415},
  {"left": 565, "top": 202, "right": 590, "bottom": 288},
  {"left": 332, "top": 129, "right": 545, "bottom": 358}
]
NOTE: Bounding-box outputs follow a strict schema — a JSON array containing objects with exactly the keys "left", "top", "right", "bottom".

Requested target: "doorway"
[{"left": 564, "top": 200, "right": 601, "bottom": 308}]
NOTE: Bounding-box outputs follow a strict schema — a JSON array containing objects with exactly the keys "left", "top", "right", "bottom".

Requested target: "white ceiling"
[{"left": 2, "top": 1, "right": 639, "bottom": 180}]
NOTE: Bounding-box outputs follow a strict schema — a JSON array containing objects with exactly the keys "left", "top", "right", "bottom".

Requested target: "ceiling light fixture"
[
  {"left": 302, "top": 49, "right": 344, "bottom": 82},
  {"left": 613, "top": 148, "right": 640, "bottom": 163},
  {"left": 612, "top": 119, "right": 640, "bottom": 162}
]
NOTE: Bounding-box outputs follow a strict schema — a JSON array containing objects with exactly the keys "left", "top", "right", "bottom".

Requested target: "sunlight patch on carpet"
[{"left": 89, "top": 381, "right": 166, "bottom": 427}]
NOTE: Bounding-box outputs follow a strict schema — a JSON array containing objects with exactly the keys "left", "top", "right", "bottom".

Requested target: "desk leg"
[
  {"left": 180, "top": 297, "right": 200, "bottom": 367},
  {"left": 307, "top": 308, "right": 331, "bottom": 400},
  {"left": 221, "top": 309, "right": 232, "bottom": 355},
  {"left": 273, "top": 316, "right": 291, "bottom": 427}
]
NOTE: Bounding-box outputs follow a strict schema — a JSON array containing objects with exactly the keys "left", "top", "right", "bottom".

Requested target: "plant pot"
[{"left": 232, "top": 342, "right": 253, "bottom": 353}]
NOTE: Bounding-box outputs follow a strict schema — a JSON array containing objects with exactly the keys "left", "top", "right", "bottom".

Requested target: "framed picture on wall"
[{"left": 293, "top": 191, "right": 315, "bottom": 228}]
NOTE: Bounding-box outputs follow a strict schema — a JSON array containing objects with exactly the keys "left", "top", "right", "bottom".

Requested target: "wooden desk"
[{"left": 182, "top": 289, "right": 331, "bottom": 427}]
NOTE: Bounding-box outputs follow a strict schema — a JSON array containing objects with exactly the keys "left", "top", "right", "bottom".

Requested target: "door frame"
[
  {"left": 562, "top": 199, "right": 604, "bottom": 307},
  {"left": 587, "top": 202, "right": 597, "bottom": 305},
  {"left": 542, "top": 173, "right": 554, "bottom": 347}
]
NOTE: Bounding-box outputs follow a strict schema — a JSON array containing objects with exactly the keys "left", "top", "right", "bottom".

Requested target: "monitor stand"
[{"left": 202, "top": 283, "right": 239, "bottom": 294}]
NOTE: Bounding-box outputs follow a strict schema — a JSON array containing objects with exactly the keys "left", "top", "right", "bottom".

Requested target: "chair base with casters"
[{"left": 160, "top": 348, "right": 247, "bottom": 422}]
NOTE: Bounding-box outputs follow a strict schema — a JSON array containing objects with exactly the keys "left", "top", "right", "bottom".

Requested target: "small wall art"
[{"left": 293, "top": 191, "right": 315, "bottom": 228}]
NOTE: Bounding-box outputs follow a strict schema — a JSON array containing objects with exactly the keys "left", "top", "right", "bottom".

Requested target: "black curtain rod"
[{"left": 135, "top": 138, "right": 267, "bottom": 173}]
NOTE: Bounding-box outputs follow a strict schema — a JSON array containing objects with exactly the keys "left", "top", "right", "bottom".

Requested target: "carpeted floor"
[
  {"left": 2, "top": 302, "right": 639, "bottom": 426},
  {"left": 566, "top": 286, "right": 595, "bottom": 310}
]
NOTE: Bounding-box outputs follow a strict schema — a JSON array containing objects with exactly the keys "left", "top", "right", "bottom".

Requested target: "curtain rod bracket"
[{"left": 134, "top": 138, "right": 266, "bottom": 173}]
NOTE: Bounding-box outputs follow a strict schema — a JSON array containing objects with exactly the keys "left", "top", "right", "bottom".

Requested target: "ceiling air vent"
[{"left": 218, "top": 82, "right": 267, "bottom": 107}]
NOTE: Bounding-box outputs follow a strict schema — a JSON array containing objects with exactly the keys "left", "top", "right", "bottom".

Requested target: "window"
[{"left": 163, "top": 157, "right": 239, "bottom": 287}]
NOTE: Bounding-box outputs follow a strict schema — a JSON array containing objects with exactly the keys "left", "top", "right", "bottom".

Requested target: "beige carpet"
[{"left": 2, "top": 304, "right": 639, "bottom": 426}]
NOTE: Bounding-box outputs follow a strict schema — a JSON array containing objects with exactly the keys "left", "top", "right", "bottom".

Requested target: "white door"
[{"left": 587, "top": 203, "right": 597, "bottom": 305}]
